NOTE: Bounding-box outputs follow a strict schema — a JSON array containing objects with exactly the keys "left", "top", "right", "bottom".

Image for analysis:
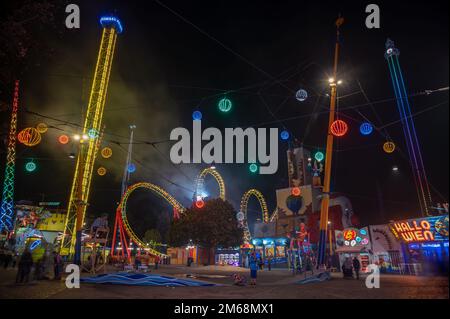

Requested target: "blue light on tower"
[
  {"left": 359, "top": 122, "right": 373, "bottom": 135},
  {"left": 192, "top": 111, "right": 202, "bottom": 121},
  {"left": 280, "top": 130, "right": 290, "bottom": 140},
  {"left": 100, "top": 16, "right": 123, "bottom": 33}
]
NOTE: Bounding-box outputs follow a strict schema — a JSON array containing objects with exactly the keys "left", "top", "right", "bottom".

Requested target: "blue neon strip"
[
  {"left": 394, "top": 56, "right": 431, "bottom": 201},
  {"left": 388, "top": 57, "right": 427, "bottom": 212}
]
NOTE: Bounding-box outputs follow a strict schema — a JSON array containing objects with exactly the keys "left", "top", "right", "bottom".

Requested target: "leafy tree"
[
  {"left": 168, "top": 198, "right": 243, "bottom": 264},
  {"left": 143, "top": 228, "right": 162, "bottom": 247}
]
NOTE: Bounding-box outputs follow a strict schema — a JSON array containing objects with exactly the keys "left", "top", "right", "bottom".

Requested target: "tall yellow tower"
[{"left": 61, "top": 16, "right": 122, "bottom": 260}]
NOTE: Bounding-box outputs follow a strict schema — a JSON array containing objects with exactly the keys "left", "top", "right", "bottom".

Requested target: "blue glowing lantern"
[
  {"left": 127, "top": 163, "right": 136, "bottom": 173},
  {"left": 295, "top": 89, "right": 308, "bottom": 102},
  {"left": 192, "top": 110, "right": 202, "bottom": 121},
  {"left": 359, "top": 122, "right": 373, "bottom": 136},
  {"left": 218, "top": 98, "right": 232, "bottom": 112},
  {"left": 280, "top": 130, "right": 290, "bottom": 140}
]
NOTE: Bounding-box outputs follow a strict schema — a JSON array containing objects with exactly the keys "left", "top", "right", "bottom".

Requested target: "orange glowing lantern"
[
  {"left": 17, "top": 128, "right": 42, "bottom": 146},
  {"left": 291, "top": 187, "right": 301, "bottom": 196},
  {"left": 383, "top": 141, "right": 396, "bottom": 154},
  {"left": 36, "top": 123, "right": 48, "bottom": 134},
  {"left": 330, "top": 120, "right": 348, "bottom": 137},
  {"left": 101, "top": 147, "right": 112, "bottom": 159},
  {"left": 195, "top": 199, "right": 205, "bottom": 209},
  {"left": 58, "top": 134, "right": 69, "bottom": 145},
  {"left": 97, "top": 167, "right": 107, "bottom": 176}
]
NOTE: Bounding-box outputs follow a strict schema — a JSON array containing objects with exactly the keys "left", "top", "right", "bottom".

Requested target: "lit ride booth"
[
  {"left": 389, "top": 215, "right": 449, "bottom": 275},
  {"left": 335, "top": 227, "right": 371, "bottom": 272},
  {"left": 251, "top": 237, "right": 288, "bottom": 268}
]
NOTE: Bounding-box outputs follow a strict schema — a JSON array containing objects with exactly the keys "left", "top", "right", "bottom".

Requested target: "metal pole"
[{"left": 317, "top": 16, "right": 344, "bottom": 267}]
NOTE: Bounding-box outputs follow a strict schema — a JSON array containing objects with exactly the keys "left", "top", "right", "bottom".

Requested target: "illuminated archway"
[
  {"left": 194, "top": 167, "right": 226, "bottom": 200},
  {"left": 239, "top": 189, "right": 269, "bottom": 242},
  {"left": 119, "top": 182, "right": 185, "bottom": 257}
]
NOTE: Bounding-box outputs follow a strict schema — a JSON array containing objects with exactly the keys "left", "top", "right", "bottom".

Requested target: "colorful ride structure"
[
  {"left": 193, "top": 167, "right": 226, "bottom": 201},
  {"left": 239, "top": 189, "right": 270, "bottom": 243},
  {"left": 0, "top": 81, "right": 20, "bottom": 232},
  {"left": 111, "top": 182, "right": 185, "bottom": 261},
  {"left": 61, "top": 16, "right": 122, "bottom": 259}
]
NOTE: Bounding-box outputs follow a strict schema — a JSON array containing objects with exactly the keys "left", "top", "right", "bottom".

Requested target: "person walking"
[
  {"left": 154, "top": 255, "right": 160, "bottom": 270},
  {"left": 267, "top": 256, "right": 272, "bottom": 271},
  {"left": 16, "top": 248, "right": 33, "bottom": 284},
  {"left": 352, "top": 257, "right": 361, "bottom": 280},
  {"left": 249, "top": 252, "right": 258, "bottom": 286},
  {"left": 53, "top": 251, "right": 62, "bottom": 280}
]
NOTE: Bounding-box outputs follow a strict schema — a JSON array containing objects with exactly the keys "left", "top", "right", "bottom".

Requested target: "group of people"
[
  {"left": 10, "top": 248, "right": 64, "bottom": 284},
  {"left": 342, "top": 257, "right": 361, "bottom": 279}
]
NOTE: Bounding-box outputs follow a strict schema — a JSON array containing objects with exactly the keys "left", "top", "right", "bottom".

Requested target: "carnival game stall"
[
  {"left": 389, "top": 215, "right": 449, "bottom": 275},
  {"left": 335, "top": 227, "right": 372, "bottom": 273}
]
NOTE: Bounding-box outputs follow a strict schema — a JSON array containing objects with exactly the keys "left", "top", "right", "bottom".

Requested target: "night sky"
[{"left": 1, "top": 0, "right": 448, "bottom": 238}]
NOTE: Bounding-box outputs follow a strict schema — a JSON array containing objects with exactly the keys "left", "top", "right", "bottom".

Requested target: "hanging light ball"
[
  {"left": 314, "top": 151, "right": 324, "bottom": 162},
  {"left": 249, "top": 163, "right": 258, "bottom": 173},
  {"left": 295, "top": 89, "right": 308, "bottom": 102},
  {"left": 330, "top": 120, "right": 348, "bottom": 137},
  {"left": 291, "top": 187, "right": 301, "bottom": 196},
  {"left": 18, "top": 128, "right": 42, "bottom": 146},
  {"left": 58, "top": 134, "right": 69, "bottom": 145},
  {"left": 36, "top": 123, "right": 48, "bottom": 134},
  {"left": 25, "top": 160, "right": 36, "bottom": 172},
  {"left": 218, "top": 97, "right": 232, "bottom": 112},
  {"left": 101, "top": 147, "right": 113, "bottom": 159},
  {"left": 88, "top": 128, "right": 99, "bottom": 139},
  {"left": 127, "top": 163, "right": 136, "bottom": 173},
  {"left": 236, "top": 211, "right": 245, "bottom": 221},
  {"left": 192, "top": 110, "right": 202, "bottom": 121},
  {"left": 383, "top": 141, "right": 396, "bottom": 154},
  {"left": 280, "top": 130, "right": 290, "bottom": 140},
  {"left": 195, "top": 199, "right": 205, "bottom": 209},
  {"left": 359, "top": 122, "right": 373, "bottom": 136},
  {"left": 97, "top": 167, "right": 107, "bottom": 176}
]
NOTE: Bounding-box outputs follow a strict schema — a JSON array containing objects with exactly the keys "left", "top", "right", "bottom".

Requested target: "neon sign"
[{"left": 390, "top": 215, "right": 449, "bottom": 243}]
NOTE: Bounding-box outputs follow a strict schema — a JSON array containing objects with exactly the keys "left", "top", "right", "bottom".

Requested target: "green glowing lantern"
[
  {"left": 25, "top": 160, "right": 36, "bottom": 172},
  {"left": 218, "top": 98, "right": 232, "bottom": 112},
  {"left": 249, "top": 163, "right": 258, "bottom": 173}
]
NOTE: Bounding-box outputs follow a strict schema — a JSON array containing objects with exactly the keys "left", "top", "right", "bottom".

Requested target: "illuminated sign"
[
  {"left": 335, "top": 227, "right": 370, "bottom": 252},
  {"left": 390, "top": 215, "right": 449, "bottom": 243}
]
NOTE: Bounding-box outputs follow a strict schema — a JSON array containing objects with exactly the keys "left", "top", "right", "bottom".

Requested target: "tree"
[
  {"left": 168, "top": 198, "right": 243, "bottom": 264},
  {"left": 143, "top": 228, "right": 162, "bottom": 247}
]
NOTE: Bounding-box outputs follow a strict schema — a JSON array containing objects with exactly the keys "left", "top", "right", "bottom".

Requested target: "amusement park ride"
[
  {"left": 1, "top": 13, "right": 440, "bottom": 274},
  {"left": 60, "top": 16, "right": 122, "bottom": 262}
]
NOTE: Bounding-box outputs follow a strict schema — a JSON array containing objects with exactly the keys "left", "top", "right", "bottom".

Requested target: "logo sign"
[
  {"left": 365, "top": 264, "right": 380, "bottom": 288},
  {"left": 170, "top": 120, "right": 279, "bottom": 174},
  {"left": 65, "top": 264, "right": 80, "bottom": 288},
  {"left": 390, "top": 215, "right": 449, "bottom": 243}
]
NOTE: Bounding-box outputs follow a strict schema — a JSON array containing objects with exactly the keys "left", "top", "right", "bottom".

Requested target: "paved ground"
[{"left": 0, "top": 264, "right": 448, "bottom": 299}]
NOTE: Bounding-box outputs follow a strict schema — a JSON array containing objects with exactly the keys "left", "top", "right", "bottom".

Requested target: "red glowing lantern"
[
  {"left": 58, "top": 134, "right": 69, "bottom": 145},
  {"left": 195, "top": 199, "right": 205, "bottom": 209},
  {"left": 330, "top": 120, "right": 348, "bottom": 137},
  {"left": 17, "top": 127, "right": 42, "bottom": 146},
  {"left": 291, "top": 187, "right": 301, "bottom": 196}
]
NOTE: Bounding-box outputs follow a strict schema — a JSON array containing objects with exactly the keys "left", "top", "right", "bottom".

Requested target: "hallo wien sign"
[{"left": 390, "top": 215, "right": 449, "bottom": 243}]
